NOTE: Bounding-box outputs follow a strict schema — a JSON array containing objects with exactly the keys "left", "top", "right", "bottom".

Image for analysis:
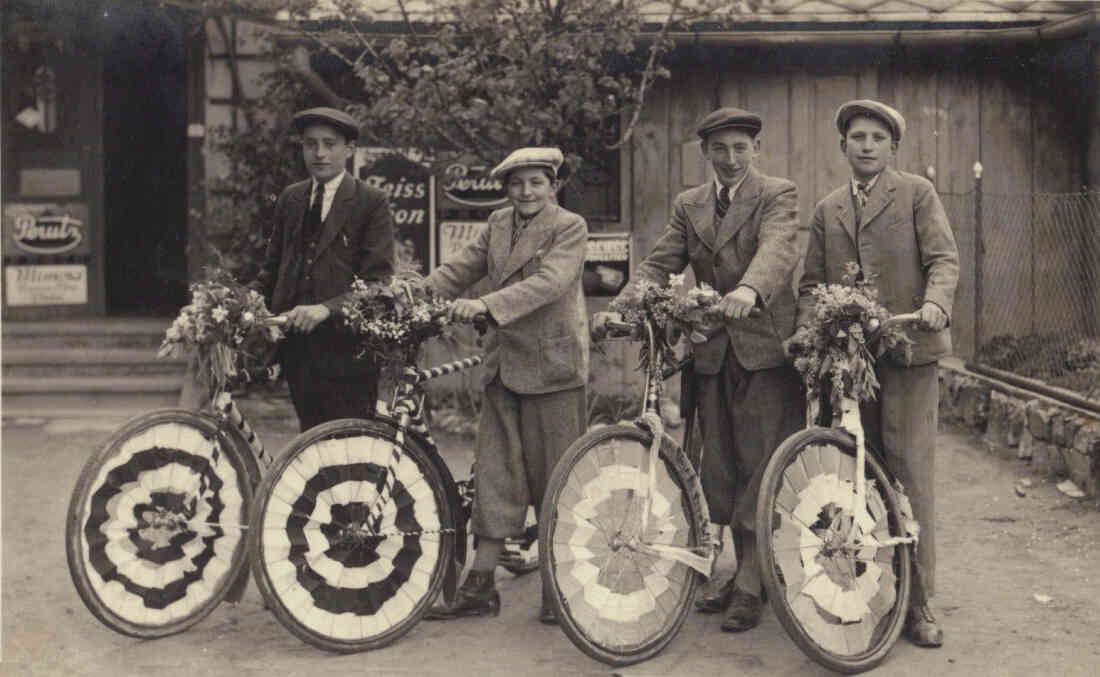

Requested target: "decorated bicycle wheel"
[
  {"left": 250, "top": 418, "right": 455, "bottom": 653},
  {"left": 757, "top": 427, "right": 912, "bottom": 674},
  {"left": 540, "top": 425, "right": 706, "bottom": 666},
  {"left": 66, "top": 409, "right": 255, "bottom": 638}
]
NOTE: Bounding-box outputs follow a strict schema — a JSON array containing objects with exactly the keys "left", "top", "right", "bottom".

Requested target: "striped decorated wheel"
[
  {"left": 756, "top": 428, "right": 912, "bottom": 674},
  {"left": 249, "top": 418, "right": 455, "bottom": 653},
  {"left": 66, "top": 409, "right": 255, "bottom": 638},
  {"left": 540, "top": 425, "right": 706, "bottom": 666}
]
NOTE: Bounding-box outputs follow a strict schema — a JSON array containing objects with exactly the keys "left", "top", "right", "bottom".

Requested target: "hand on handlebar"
[
  {"left": 449, "top": 298, "right": 489, "bottom": 323},
  {"left": 592, "top": 311, "right": 624, "bottom": 333},
  {"left": 917, "top": 302, "right": 948, "bottom": 332},
  {"left": 716, "top": 286, "right": 758, "bottom": 321}
]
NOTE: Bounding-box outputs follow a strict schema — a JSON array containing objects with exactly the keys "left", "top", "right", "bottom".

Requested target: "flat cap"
[
  {"left": 490, "top": 147, "right": 565, "bottom": 180},
  {"left": 695, "top": 107, "right": 762, "bottom": 140},
  {"left": 835, "top": 99, "right": 906, "bottom": 141},
  {"left": 292, "top": 107, "right": 359, "bottom": 141}
]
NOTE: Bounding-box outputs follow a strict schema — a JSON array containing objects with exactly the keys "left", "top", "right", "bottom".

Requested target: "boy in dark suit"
[
  {"left": 798, "top": 99, "right": 959, "bottom": 647},
  {"left": 253, "top": 107, "right": 396, "bottom": 431}
]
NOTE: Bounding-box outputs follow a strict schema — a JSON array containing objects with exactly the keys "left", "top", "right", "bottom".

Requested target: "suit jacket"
[
  {"left": 254, "top": 172, "right": 395, "bottom": 376},
  {"left": 626, "top": 166, "right": 802, "bottom": 374},
  {"left": 797, "top": 167, "right": 959, "bottom": 365},
  {"left": 428, "top": 203, "right": 589, "bottom": 394}
]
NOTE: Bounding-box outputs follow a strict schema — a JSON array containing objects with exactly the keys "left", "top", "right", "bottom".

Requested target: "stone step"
[
  {"left": 1, "top": 375, "right": 181, "bottom": 417},
  {"left": 2, "top": 347, "right": 187, "bottom": 378},
  {"left": 2, "top": 318, "right": 171, "bottom": 349}
]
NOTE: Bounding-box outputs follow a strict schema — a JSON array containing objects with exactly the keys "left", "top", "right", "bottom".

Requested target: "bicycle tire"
[
  {"left": 540, "top": 424, "right": 707, "bottom": 666},
  {"left": 756, "top": 427, "right": 912, "bottom": 674},
  {"left": 249, "top": 418, "right": 455, "bottom": 653},
  {"left": 66, "top": 408, "right": 255, "bottom": 638}
]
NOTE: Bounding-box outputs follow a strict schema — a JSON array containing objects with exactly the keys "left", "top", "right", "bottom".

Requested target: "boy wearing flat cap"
[
  {"left": 252, "top": 107, "right": 396, "bottom": 431},
  {"left": 797, "top": 99, "right": 959, "bottom": 647},
  {"left": 424, "top": 147, "right": 588, "bottom": 624},
  {"left": 598, "top": 107, "right": 805, "bottom": 633}
]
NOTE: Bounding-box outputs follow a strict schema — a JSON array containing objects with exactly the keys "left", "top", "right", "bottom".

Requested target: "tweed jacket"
[
  {"left": 626, "top": 166, "right": 802, "bottom": 374},
  {"left": 428, "top": 203, "right": 589, "bottom": 394},
  {"left": 797, "top": 168, "right": 959, "bottom": 365}
]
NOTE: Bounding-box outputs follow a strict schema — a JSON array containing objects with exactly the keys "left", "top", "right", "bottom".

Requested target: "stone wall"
[{"left": 939, "top": 364, "right": 1100, "bottom": 499}]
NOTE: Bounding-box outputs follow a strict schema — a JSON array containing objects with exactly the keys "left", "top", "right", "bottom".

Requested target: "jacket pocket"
[{"left": 538, "top": 334, "right": 579, "bottom": 384}]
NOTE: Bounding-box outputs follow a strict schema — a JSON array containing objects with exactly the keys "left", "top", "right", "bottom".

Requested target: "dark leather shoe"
[
  {"left": 905, "top": 604, "right": 944, "bottom": 647},
  {"left": 720, "top": 588, "right": 764, "bottom": 633},
  {"left": 424, "top": 570, "right": 500, "bottom": 620},
  {"left": 695, "top": 578, "right": 736, "bottom": 614}
]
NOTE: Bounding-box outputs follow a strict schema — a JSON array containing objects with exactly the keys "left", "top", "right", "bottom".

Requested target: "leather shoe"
[
  {"left": 695, "top": 578, "right": 736, "bottom": 614},
  {"left": 720, "top": 588, "right": 765, "bottom": 633},
  {"left": 905, "top": 604, "right": 944, "bottom": 647},
  {"left": 424, "top": 570, "right": 500, "bottom": 620}
]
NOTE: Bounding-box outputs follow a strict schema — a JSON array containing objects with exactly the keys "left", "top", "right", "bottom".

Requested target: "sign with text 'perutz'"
[
  {"left": 437, "top": 161, "right": 508, "bottom": 210},
  {"left": 4, "top": 264, "right": 88, "bottom": 306},
  {"left": 354, "top": 149, "right": 434, "bottom": 274},
  {"left": 3, "top": 202, "right": 91, "bottom": 256}
]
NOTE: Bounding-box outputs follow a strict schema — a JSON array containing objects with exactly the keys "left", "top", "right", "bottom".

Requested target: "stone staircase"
[{"left": 1, "top": 317, "right": 185, "bottom": 418}]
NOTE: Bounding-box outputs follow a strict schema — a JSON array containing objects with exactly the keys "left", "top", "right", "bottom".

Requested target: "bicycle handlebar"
[{"left": 597, "top": 307, "right": 761, "bottom": 340}]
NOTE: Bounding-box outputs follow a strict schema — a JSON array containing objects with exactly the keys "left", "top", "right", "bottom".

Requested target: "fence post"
[{"left": 973, "top": 161, "right": 984, "bottom": 352}]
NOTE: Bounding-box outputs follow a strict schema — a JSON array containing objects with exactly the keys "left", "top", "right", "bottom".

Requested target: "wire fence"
[{"left": 939, "top": 189, "right": 1100, "bottom": 401}]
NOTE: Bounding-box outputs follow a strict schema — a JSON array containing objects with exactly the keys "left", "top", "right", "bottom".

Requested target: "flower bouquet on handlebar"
[
  {"left": 340, "top": 272, "right": 455, "bottom": 368},
  {"left": 157, "top": 267, "right": 286, "bottom": 401}
]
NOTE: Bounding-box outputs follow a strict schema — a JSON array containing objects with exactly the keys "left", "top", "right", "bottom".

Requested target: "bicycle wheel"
[
  {"left": 66, "top": 409, "right": 255, "bottom": 638},
  {"left": 250, "top": 418, "right": 455, "bottom": 653},
  {"left": 757, "top": 427, "right": 912, "bottom": 674},
  {"left": 540, "top": 424, "right": 707, "bottom": 666}
]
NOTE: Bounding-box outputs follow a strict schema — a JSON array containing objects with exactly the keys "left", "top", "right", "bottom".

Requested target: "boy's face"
[
  {"left": 301, "top": 123, "right": 354, "bottom": 183},
  {"left": 842, "top": 115, "right": 895, "bottom": 180},
  {"left": 704, "top": 128, "right": 759, "bottom": 187},
  {"left": 506, "top": 167, "right": 556, "bottom": 218}
]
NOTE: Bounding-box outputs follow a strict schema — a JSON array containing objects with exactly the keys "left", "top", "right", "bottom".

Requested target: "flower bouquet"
[
  {"left": 609, "top": 272, "right": 725, "bottom": 369},
  {"left": 785, "top": 262, "right": 912, "bottom": 410},
  {"left": 341, "top": 273, "right": 454, "bottom": 367},
  {"left": 158, "top": 268, "right": 285, "bottom": 399}
]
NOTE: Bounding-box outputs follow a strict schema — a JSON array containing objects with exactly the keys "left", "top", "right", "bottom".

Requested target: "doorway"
[{"left": 103, "top": 4, "right": 189, "bottom": 315}]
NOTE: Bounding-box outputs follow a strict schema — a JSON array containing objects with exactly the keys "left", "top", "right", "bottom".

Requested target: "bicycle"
[
  {"left": 755, "top": 311, "right": 922, "bottom": 674},
  {"left": 538, "top": 303, "right": 737, "bottom": 666},
  {"left": 248, "top": 314, "right": 500, "bottom": 653},
  {"left": 65, "top": 320, "right": 285, "bottom": 639}
]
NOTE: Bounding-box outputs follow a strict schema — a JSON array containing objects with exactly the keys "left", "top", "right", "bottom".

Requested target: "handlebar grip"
[
  {"left": 265, "top": 315, "right": 288, "bottom": 327},
  {"left": 471, "top": 313, "right": 491, "bottom": 335}
]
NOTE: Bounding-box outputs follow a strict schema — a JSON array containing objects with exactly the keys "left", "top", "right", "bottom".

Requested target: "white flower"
[
  {"left": 669, "top": 273, "right": 686, "bottom": 289},
  {"left": 212, "top": 306, "right": 229, "bottom": 323},
  {"left": 241, "top": 311, "right": 255, "bottom": 324},
  {"left": 165, "top": 325, "right": 182, "bottom": 341}
]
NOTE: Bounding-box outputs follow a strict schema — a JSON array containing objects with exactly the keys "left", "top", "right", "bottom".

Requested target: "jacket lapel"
[
  {"left": 858, "top": 170, "right": 897, "bottom": 232},
  {"left": 313, "top": 173, "right": 355, "bottom": 259},
  {"left": 497, "top": 204, "right": 558, "bottom": 283},
  {"left": 713, "top": 167, "right": 762, "bottom": 253},
  {"left": 682, "top": 183, "right": 716, "bottom": 251},
  {"left": 835, "top": 192, "right": 858, "bottom": 246},
  {"left": 488, "top": 209, "right": 513, "bottom": 285},
  {"left": 287, "top": 180, "right": 311, "bottom": 243}
]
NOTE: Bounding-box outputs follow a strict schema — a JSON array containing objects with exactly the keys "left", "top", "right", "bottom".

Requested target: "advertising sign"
[
  {"left": 354, "top": 149, "right": 434, "bottom": 274},
  {"left": 583, "top": 232, "right": 630, "bottom": 296},
  {"left": 5, "top": 264, "right": 88, "bottom": 306},
  {"left": 3, "top": 202, "right": 91, "bottom": 256},
  {"left": 438, "top": 161, "right": 507, "bottom": 209},
  {"left": 437, "top": 221, "right": 487, "bottom": 265}
]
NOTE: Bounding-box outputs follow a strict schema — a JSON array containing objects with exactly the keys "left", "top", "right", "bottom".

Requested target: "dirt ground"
[{"left": 2, "top": 412, "right": 1098, "bottom": 677}]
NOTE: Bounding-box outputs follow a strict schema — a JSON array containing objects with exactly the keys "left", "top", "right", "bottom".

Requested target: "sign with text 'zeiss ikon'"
[{"left": 3, "top": 202, "right": 91, "bottom": 255}]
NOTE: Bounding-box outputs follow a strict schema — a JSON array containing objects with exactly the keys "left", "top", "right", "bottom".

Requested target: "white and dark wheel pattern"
[
  {"left": 543, "top": 428, "right": 702, "bottom": 664},
  {"left": 70, "top": 414, "right": 250, "bottom": 635},
  {"left": 758, "top": 428, "right": 911, "bottom": 674},
  {"left": 252, "top": 423, "right": 452, "bottom": 651}
]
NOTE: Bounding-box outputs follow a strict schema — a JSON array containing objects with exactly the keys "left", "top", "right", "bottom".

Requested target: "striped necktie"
[{"left": 716, "top": 185, "right": 731, "bottom": 220}]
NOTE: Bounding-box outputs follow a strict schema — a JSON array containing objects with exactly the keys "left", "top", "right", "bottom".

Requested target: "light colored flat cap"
[
  {"left": 835, "top": 99, "right": 906, "bottom": 141},
  {"left": 490, "top": 147, "right": 565, "bottom": 180}
]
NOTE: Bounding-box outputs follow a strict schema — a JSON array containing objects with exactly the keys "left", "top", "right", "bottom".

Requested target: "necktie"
[
  {"left": 856, "top": 181, "right": 870, "bottom": 209},
  {"left": 716, "top": 185, "right": 731, "bottom": 220},
  {"left": 304, "top": 182, "right": 324, "bottom": 239},
  {"left": 511, "top": 214, "right": 533, "bottom": 249}
]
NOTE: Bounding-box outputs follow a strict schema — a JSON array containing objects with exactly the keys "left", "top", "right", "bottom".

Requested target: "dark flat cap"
[
  {"left": 292, "top": 107, "right": 359, "bottom": 141},
  {"left": 835, "top": 99, "right": 906, "bottom": 141},
  {"left": 696, "top": 107, "right": 762, "bottom": 139}
]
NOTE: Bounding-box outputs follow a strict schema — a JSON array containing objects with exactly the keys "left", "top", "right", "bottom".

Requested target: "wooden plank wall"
[{"left": 633, "top": 43, "right": 1093, "bottom": 360}]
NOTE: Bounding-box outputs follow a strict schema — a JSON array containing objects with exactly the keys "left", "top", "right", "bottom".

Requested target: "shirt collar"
[
  {"left": 715, "top": 170, "right": 749, "bottom": 199},
  {"left": 851, "top": 172, "right": 881, "bottom": 196},
  {"left": 312, "top": 170, "right": 346, "bottom": 194}
]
